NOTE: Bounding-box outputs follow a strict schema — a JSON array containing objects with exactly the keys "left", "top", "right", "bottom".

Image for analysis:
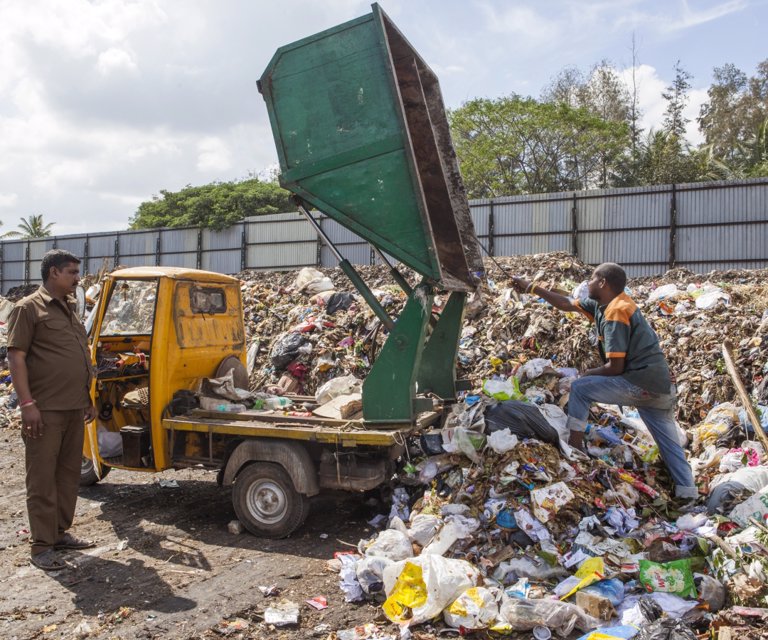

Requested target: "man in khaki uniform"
[{"left": 8, "top": 250, "right": 97, "bottom": 571}]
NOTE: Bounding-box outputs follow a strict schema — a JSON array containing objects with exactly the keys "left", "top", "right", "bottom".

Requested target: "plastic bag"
[
  {"left": 580, "top": 578, "right": 625, "bottom": 607},
  {"left": 423, "top": 515, "right": 475, "bottom": 556},
  {"left": 487, "top": 428, "right": 519, "bottom": 453},
  {"left": 518, "top": 358, "right": 557, "bottom": 380},
  {"left": 363, "top": 529, "right": 413, "bottom": 562},
  {"left": 356, "top": 555, "right": 393, "bottom": 595},
  {"left": 531, "top": 482, "right": 575, "bottom": 523},
  {"left": 408, "top": 514, "right": 441, "bottom": 547},
  {"left": 500, "top": 597, "right": 599, "bottom": 636},
  {"left": 648, "top": 284, "right": 679, "bottom": 302},
  {"left": 482, "top": 377, "right": 524, "bottom": 401},
  {"left": 97, "top": 425, "right": 122, "bottom": 457},
  {"left": 338, "top": 553, "right": 364, "bottom": 602},
  {"left": 443, "top": 586, "right": 498, "bottom": 630},
  {"left": 315, "top": 375, "right": 362, "bottom": 404},
  {"left": 638, "top": 559, "right": 697, "bottom": 599},
  {"left": 485, "top": 401, "right": 560, "bottom": 446},
  {"left": 382, "top": 555, "right": 479, "bottom": 626},
  {"left": 636, "top": 618, "right": 697, "bottom": 640},
  {"left": 294, "top": 267, "right": 334, "bottom": 294},
  {"left": 270, "top": 332, "right": 310, "bottom": 369},
  {"left": 694, "top": 573, "right": 725, "bottom": 611}
]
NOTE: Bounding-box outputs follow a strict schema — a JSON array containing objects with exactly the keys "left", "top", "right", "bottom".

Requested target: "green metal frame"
[{"left": 362, "top": 283, "right": 465, "bottom": 423}]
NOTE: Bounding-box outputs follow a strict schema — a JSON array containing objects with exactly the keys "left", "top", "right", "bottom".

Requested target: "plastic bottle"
[{"left": 264, "top": 396, "right": 293, "bottom": 410}]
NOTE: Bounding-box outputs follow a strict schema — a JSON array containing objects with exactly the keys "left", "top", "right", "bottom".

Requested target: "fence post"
[
  {"left": 571, "top": 193, "right": 579, "bottom": 257},
  {"left": 114, "top": 233, "right": 120, "bottom": 270},
  {"left": 316, "top": 215, "right": 323, "bottom": 267},
  {"left": 240, "top": 223, "right": 247, "bottom": 271},
  {"left": 0, "top": 243, "right": 4, "bottom": 294},
  {"left": 24, "top": 241, "right": 30, "bottom": 285},
  {"left": 155, "top": 231, "right": 162, "bottom": 266},
  {"left": 83, "top": 235, "right": 89, "bottom": 275},
  {"left": 669, "top": 184, "right": 677, "bottom": 269},
  {"left": 52, "top": 237, "right": 58, "bottom": 250},
  {"left": 196, "top": 228, "right": 203, "bottom": 270},
  {"left": 488, "top": 200, "right": 495, "bottom": 256}
]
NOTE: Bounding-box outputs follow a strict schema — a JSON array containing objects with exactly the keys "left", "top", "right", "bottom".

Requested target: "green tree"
[
  {"left": 662, "top": 61, "right": 693, "bottom": 138},
  {"left": 616, "top": 129, "right": 707, "bottom": 185},
  {"left": 449, "top": 94, "right": 629, "bottom": 197},
  {"left": 698, "top": 60, "right": 768, "bottom": 172},
  {"left": 130, "top": 179, "right": 294, "bottom": 230},
  {"left": 543, "top": 61, "right": 633, "bottom": 187},
  {"left": 2, "top": 214, "right": 55, "bottom": 238}
]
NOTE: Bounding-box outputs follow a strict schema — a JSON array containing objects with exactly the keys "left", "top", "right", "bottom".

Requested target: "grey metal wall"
[{"left": 1, "top": 178, "right": 766, "bottom": 293}]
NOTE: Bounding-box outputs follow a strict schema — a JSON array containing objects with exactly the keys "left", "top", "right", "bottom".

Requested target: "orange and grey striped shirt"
[{"left": 574, "top": 292, "right": 672, "bottom": 394}]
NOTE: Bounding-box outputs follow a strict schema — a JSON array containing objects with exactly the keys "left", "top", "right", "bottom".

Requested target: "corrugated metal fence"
[{"left": 2, "top": 178, "right": 766, "bottom": 293}]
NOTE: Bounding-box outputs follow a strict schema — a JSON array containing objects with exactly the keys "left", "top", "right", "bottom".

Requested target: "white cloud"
[
  {"left": 196, "top": 137, "right": 232, "bottom": 172},
  {"left": 96, "top": 47, "right": 138, "bottom": 76},
  {"left": 620, "top": 64, "right": 706, "bottom": 144},
  {"left": 0, "top": 192, "right": 18, "bottom": 208}
]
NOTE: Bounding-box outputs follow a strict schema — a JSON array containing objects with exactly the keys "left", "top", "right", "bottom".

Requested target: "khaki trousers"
[{"left": 23, "top": 409, "right": 85, "bottom": 554}]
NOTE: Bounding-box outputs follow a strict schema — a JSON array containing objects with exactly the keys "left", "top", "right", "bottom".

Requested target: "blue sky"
[{"left": 0, "top": 0, "right": 766, "bottom": 235}]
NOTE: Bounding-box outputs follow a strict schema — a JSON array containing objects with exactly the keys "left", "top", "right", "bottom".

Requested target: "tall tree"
[
  {"left": 449, "top": 94, "right": 629, "bottom": 197},
  {"left": 130, "top": 178, "right": 294, "bottom": 230},
  {"left": 543, "top": 61, "right": 632, "bottom": 187},
  {"left": 2, "top": 214, "right": 55, "bottom": 238},
  {"left": 698, "top": 60, "right": 768, "bottom": 169},
  {"left": 662, "top": 61, "right": 693, "bottom": 139}
]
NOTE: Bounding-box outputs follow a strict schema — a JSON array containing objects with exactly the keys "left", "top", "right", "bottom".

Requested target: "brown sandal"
[{"left": 30, "top": 550, "right": 67, "bottom": 571}]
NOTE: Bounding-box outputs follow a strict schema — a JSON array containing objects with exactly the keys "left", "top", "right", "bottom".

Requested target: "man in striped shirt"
[{"left": 512, "top": 263, "right": 698, "bottom": 501}]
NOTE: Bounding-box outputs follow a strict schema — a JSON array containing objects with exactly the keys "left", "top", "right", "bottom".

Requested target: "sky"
[{"left": 0, "top": 0, "right": 766, "bottom": 236}]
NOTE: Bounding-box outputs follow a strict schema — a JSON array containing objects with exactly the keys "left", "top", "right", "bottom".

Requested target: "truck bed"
[{"left": 162, "top": 408, "right": 441, "bottom": 447}]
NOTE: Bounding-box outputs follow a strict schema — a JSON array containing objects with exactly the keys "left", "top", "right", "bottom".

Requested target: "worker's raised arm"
[{"left": 511, "top": 276, "right": 581, "bottom": 313}]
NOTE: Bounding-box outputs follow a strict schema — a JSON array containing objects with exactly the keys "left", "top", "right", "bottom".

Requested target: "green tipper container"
[{"left": 259, "top": 3, "right": 482, "bottom": 292}]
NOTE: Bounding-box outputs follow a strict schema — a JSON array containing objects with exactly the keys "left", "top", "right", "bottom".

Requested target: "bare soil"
[{"left": 0, "top": 425, "right": 388, "bottom": 640}]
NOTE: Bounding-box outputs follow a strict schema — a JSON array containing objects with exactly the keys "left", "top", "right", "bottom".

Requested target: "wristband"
[{"left": 19, "top": 399, "right": 36, "bottom": 408}]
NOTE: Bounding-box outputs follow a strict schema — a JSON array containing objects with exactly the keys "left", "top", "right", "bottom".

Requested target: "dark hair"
[
  {"left": 595, "top": 262, "right": 626, "bottom": 293},
  {"left": 41, "top": 250, "right": 81, "bottom": 282}
]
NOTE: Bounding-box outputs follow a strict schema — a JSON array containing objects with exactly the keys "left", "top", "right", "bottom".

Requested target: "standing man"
[
  {"left": 511, "top": 263, "right": 698, "bottom": 502},
  {"left": 8, "top": 250, "right": 97, "bottom": 571}
]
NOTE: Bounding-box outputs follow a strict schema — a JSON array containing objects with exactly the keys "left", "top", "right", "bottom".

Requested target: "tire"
[
  {"left": 232, "top": 463, "right": 309, "bottom": 538},
  {"left": 80, "top": 457, "right": 111, "bottom": 487}
]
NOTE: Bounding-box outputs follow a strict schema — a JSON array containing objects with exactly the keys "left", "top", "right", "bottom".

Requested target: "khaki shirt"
[{"left": 7, "top": 286, "right": 93, "bottom": 410}]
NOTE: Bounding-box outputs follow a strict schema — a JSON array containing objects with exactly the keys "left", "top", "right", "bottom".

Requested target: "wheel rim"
[
  {"left": 81, "top": 457, "right": 93, "bottom": 473},
  {"left": 246, "top": 479, "right": 288, "bottom": 524}
]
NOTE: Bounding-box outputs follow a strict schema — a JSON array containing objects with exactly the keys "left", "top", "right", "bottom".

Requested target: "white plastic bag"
[
  {"left": 97, "top": 425, "right": 123, "bottom": 458},
  {"left": 518, "top": 358, "right": 556, "bottom": 380},
  {"left": 356, "top": 555, "right": 394, "bottom": 595},
  {"left": 443, "top": 586, "right": 498, "bottom": 630},
  {"left": 500, "top": 597, "right": 598, "bottom": 636},
  {"left": 382, "top": 554, "right": 479, "bottom": 626},
  {"left": 315, "top": 375, "right": 362, "bottom": 405},
  {"left": 364, "top": 529, "right": 413, "bottom": 562},
  {"left": 648, "top": 283, "right": 679, "bottom": 302},
  {"left": 408, "top": 514, "right": 442, "bottom": 547},
  {"left": 487, "top": 428, "right": 519, "bottom": 453},
  {"left": 293, "top": 267, "right": 334, "bottom": 294}
]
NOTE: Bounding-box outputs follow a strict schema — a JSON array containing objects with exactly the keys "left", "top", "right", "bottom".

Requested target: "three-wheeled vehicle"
[{"left": 81, "top": 2, "right": 483, "bottom": 538}]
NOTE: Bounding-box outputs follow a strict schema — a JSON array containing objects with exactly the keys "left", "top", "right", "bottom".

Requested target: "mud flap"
[{"left": 221, "top": 439, "right": 319, "bottom": 496}]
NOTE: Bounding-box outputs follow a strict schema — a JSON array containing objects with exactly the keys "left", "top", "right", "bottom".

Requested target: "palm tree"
[{"left": 1, "top": 214, "right": 55, "bottom": 238}]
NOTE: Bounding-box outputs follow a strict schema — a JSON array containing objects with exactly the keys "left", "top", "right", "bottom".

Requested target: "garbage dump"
[
  {"left": 1, "top": 251, "right": 767, "bottom": 639},
  {"left": 240, "top": 251, "right": 767, "bottom": 639}
]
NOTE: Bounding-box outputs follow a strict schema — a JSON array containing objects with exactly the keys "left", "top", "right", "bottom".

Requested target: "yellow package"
[
  {"left": 560, "top": 556, "right": 605, "bottom": 600},
  {"left": 383, "top": 562, "right": 428, "bottom": 623}
]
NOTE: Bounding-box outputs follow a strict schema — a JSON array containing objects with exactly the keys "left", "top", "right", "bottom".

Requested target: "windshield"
[{"left": 100, "top": 279, "right": 158, "bottom": 335}]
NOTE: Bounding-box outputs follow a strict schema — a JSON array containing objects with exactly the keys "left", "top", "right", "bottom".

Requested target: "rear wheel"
[
  {"left": 80, "top": 457, "right": 111, "bottom": 486},
  {"left": 232, "top": 463, "right": 309, "bottom": 538}
]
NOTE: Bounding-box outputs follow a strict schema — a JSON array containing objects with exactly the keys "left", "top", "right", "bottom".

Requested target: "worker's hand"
[
  {"left": 84, "top": 404, "right": 97, "bottom": 423},
  {"left": 511, "top": 276, "right": 531, "bottom": 294},
  {"left": 21, "top": 404, "right": 44, "bottom": 439}
]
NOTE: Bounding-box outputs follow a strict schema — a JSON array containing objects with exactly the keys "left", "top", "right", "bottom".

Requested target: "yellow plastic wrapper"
[
  {"left": 560, "top": 557, "right": 605, "bottom": 601},
  {"left": 443, "top": 586, "right": 498, "bottom": 630},
  {"left": 382, "top": 562, "right": 428, "bottom": 623}
]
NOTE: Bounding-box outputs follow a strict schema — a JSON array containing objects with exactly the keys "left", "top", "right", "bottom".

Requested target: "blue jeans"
[{"left": 567, "top": 375, "right": 697, "bottom": 499}]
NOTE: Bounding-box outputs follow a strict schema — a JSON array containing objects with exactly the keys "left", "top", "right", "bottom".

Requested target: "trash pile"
[{"left": 232, "top": 254, "right": 768, "bottom": 638}]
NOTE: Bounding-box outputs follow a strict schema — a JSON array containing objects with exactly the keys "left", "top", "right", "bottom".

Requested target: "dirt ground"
[{"left": 0, "top": 424, "right": 392, "bottom": 640}]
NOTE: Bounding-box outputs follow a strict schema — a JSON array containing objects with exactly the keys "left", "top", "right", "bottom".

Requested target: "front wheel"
[
  {"left": 80, "top": 457, "right": 111, "bottom": 486},
  {"left": 232, "top": 463, "right": 310, "bottom": 538}
]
